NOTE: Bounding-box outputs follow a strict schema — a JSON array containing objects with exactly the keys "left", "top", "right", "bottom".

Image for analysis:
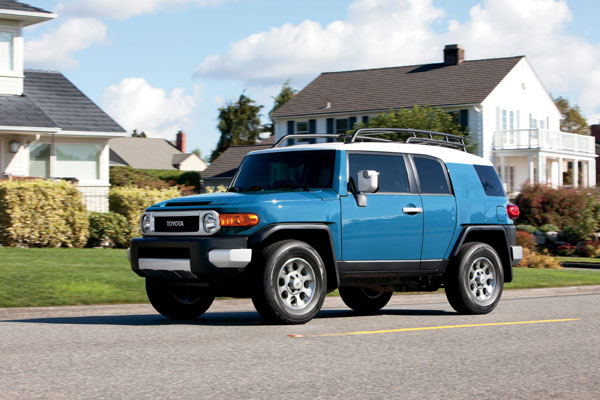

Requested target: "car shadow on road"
[{"left": 1, "top": 308, "right": 453, "bottom": 327}]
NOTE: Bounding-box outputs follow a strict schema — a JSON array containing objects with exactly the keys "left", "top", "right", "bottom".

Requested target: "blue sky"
[{"left": 24, "top": 0, "right": 600, "bottom": 157}]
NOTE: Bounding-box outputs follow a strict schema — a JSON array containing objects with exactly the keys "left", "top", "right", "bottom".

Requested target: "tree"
[
  {"left": 353, "top": 106, "right": 472, "bottom": 151},
  {"left": 192, "top": 148, "right": 210, "bottom": 163},
  {"left": 131, "top": 129, "right": 147, "bottom": 138},
  {"left": 270, "top": 80, "right": 297, "bottom": 115},
  {"left": 554, "top": 96, "right": 589, "bottom": 135},
  {"left": 210, "top": 94, "right": 262, "bottom": 162}
]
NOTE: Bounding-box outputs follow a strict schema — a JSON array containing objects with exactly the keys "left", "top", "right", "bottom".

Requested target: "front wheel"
[
  {"left": 252, "top": 240, "right": 327, "bottom": 324},
  {"left": 146, "top": 278, "right": 214, "bottom": 320},
  {"left": 444, "top": 242, "right": 504, "bottom": 314},
  {"left": 339, "top": 287, "right": 392, "bottom": 313}
]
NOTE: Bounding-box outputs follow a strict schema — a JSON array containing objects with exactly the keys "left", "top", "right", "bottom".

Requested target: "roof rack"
[
  {"left": 272, "top": 128, "right": 467, "bottom": 151},
  {"left": 272, "top": 134, "right": 345, "bottom": 148},
  {"left": 351, "top": 128, "right": 467, "bottom": 151}
]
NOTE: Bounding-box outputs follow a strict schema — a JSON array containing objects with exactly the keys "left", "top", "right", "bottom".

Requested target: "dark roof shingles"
[
  {"left": 271, "top": 56, "right": 524, "bottom": 118},
  {"left": 24, "top": 70, "right": 125, "bottom": 132},
  {"left": 202, "top": 143, "right": 272, "bottom": 178},
  {"left": 0, "top": 94, "right": 55, "bottom": 127},
  {"left": 0, "top": 0, "right": 51, "bottom": 13}
]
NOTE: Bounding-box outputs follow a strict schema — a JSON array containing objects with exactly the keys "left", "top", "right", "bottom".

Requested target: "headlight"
[
  {"left": 141, "top": 214, "right": 151, "bottom": 233},
  {"left": 203, "top": 213, "right": 218, "bottom": 234}
]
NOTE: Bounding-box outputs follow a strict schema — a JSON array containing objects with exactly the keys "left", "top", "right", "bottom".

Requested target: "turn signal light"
[
  {"left": 507, "top": 204, "right": 520, "bottom": 220},
  {"left": 219, "top": 213, "right": 259, "bottom": 227}
]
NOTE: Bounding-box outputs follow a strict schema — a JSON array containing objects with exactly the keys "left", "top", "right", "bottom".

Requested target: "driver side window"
[{"left": 348, "top": 153, "right": 410, "bottom": 193}]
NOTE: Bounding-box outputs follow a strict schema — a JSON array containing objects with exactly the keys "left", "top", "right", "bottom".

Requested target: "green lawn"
[{"left": 0, "top": 248, "right": 599, "bottom": 308}]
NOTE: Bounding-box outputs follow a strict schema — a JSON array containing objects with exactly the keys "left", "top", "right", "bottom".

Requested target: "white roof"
[{"left": 249, "top": 142, "right": 492, "bottom": 166}]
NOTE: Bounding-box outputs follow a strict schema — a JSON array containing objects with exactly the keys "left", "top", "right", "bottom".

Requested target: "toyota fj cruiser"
[{"left": 129, "top": 128, "right": 522, "bottom": 324}]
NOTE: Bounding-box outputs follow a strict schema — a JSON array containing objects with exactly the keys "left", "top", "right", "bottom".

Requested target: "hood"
[{"left": 152, "top": 189, "right": 339, "bottom": 208}]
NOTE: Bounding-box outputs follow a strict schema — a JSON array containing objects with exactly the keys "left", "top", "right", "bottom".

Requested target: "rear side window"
[
  {"left": 474, "top": 165, "right": 505, "bottom": 196},
  {"left": 348, "top": 153, "right": 410, "bottom": 193},
  {"left": 413, "top": 156, "right": 451, "bottom": 194}
]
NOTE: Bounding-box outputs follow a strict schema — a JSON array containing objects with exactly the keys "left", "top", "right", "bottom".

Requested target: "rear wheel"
[
  {"left": 146, "top": 278, "right": 214, "bottom": 320},
  {"left": 252, "top": 240, "right": 326, "bottom": 324},
  {"left": 445, "top": 242, "right": 504, "bottom": 314},
  {"left": 339, "top": 287, "right": 393, "bottom": 313}
]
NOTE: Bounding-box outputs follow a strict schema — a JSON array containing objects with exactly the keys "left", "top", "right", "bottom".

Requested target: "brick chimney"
[
  {"left": 444, "top": 44, "right": 464, "bottom": 65},
  {"left": 591, "top": 124, "right": 600, "bottom": 143},
  {"left": 176, "top": 131, "right": 186, "bottom": 153}
]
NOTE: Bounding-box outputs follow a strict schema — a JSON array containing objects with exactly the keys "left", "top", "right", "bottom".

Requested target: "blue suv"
[{"left": 130, "top": 128, "right": 523, "bottom": 324}]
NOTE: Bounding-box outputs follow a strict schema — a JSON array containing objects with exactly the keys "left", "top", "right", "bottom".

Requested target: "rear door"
[
  {"left": 341, "top": 152, "right": 423, "bottom": 272},
  {"left": 411, "top": 155, "right": 457, "bottom": 270}
]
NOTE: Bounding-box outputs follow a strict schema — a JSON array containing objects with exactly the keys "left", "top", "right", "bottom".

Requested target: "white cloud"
[
  {"left": 194, "top": 0, "right": 600, "bottom": 122},
  {"left": 24, "top": 18, "right": 106, "bottom": 69},
  {"left": 56, "top": 0, "right": 225, "bottom": 20},
  {"left": 102, "top": 78, "right": 196, "bottom": 139},
  {"left": 195, "top": 0, "right": 445, "bottom": 85}
]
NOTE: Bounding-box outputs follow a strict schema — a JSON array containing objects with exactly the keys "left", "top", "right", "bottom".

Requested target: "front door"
[{"left": 341, "top": 152, "right": 423, "bottom": 273}]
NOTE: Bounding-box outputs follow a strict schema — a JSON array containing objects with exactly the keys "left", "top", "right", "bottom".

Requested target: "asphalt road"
[{"left": 1, "top": 286, "right": 599, "bottom": 400}]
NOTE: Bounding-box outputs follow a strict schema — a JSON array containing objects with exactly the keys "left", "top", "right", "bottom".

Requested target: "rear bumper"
[{"left": 130, "top": 236, "right": 250, "bottom": 279}]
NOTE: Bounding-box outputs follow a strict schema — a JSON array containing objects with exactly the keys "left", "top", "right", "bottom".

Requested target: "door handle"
[{"left": 402, "top": 207, "right": 423, "bottom": 215}]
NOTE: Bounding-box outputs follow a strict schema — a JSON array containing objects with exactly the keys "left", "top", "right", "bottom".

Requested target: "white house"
[
  {"left": 0, "top": 1, "right": 126, "bottom": 212},
  {"left": 271, "top": 44, "right": 596, "bottom": 193}
]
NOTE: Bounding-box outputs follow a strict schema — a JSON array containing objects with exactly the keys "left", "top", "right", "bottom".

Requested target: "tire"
[
  {"left": 339, "top": 287, "right": 392, "bottom": 313},
  {"left": 445, "top": 242, "right": 504, "bottom": 314},
  {"left": 146, "top": 278, "right": 214, "bottom": 320},
  {"left": 252, "top": 240, "right": 327, "bottom": 324}
]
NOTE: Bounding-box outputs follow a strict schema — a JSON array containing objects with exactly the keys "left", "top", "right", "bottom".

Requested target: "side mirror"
[{"left": 355, "top": 170, "right": 379, "bottom": 207}]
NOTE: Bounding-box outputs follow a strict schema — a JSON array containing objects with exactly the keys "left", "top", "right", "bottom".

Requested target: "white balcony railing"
[{"left": 493, "top": 129, "right": 595, "bottom": 155}]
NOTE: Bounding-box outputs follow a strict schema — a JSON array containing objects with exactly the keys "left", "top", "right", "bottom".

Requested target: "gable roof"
[
  {"left": 109, "top": 137, "right": 202, "bottom": 170},
  {"left": 0, "top": 70, "right": 125, "bottom": 133},
  {"left": 0, "top": 0, "right": 50, "bottom": 13},
  {"left": 23, "top": 70, "right": 125, "bottom": 132},
  {"left": 203, "top": 136, "right": 275, "bottom": 179},
  {"left": 271, "top": 56, "right": 524, "bottom": 118}
]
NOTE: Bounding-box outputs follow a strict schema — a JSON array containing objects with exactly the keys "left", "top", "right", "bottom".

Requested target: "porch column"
[
  {"left": 537, "top": 154, "right": 545, "bottom": 184},
  {"left": 582, "top": 161, "right": 589, "bottom": 187},
  {"left": 528, "top": 155, "right": 534, "bottom": 185},
  {"left": 558, "top": 157, "right": 563, "bottom": 187},
  {"left": 591, "top": 159, "right": 597, "bottom": 187},
  {"left": 573, "top": 158, "right": 579, "bottom": 188},
  {"left": 49, "top": 134, "right": 56, "bottom": 178}
]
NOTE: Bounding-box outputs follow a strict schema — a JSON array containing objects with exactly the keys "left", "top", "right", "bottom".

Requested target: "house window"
[
  {"left": 335, "top": 119, "right": 348, "bottom": 134},
  {"left": 29, "top": 143, "right": 50, "bottom": 178},
  {"left": 296, "top": 121, "right": 309, "bottom": 134},
  {"left": 56, "top": 144, "right": 101, "bottom": 180},
  {"left": 0, "top": 30, "right": 15, "bottom": 71},
  {"left": 502, "top": 110, "right": 507, "bottom": 129},
  {"left": 539, "top": 120, "right": 545, "bottom": 129},
  {"left": 509, "top": 111, "right": 514, "bottom": 130}
]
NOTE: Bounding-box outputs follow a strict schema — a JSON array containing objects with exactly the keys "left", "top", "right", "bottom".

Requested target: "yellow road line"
[{"left": 288, "top": 318, "right": 579, "bottom": 338}]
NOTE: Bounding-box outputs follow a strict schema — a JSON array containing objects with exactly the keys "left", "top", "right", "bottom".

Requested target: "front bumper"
[{"left": 130, "top": 236, "right": 251, "bottom": 279}]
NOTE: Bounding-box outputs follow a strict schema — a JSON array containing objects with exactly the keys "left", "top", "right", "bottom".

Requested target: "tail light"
[{"left": 507, "top": 204, "right": 520, "bottom": 220}]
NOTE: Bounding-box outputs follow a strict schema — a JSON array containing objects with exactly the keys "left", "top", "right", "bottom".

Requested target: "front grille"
[{"left": 154, "top": 216, "right": 200, "bottom": 232}]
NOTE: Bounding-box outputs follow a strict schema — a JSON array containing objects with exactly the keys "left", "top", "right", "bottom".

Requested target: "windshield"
[{"left": 231, "top": 150, "right": 335, "bottom": 192}]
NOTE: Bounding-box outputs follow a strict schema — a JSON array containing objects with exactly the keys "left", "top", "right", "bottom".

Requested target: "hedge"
[
  {"left": 87, "top": 211, "right": 130, "bottom": 248},
  {"left": 0, "top": 180, "right": 88, "bottom": 247},
  {"left": 110, "top": 166, "right": 201, "bottom": 193},
  {"left": 109, "top": 186, "right": 180, "bottom": 239}
]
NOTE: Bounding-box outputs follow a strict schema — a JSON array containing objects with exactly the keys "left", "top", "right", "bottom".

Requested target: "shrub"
[
  {"left": 539, "top": 223, "right": 559, "bottom": 233},
  {"left": 514, "top": 185, "right": 589, "bottom": 229},
  {"left": 109, "top": 166, "right": 171, "bottom": 189},
  {"left": 555, "top": 243, "right": 576, "bottom": 256},
  {"left": 205, "top": 185, "right": 227, "bottom": 193},
  {"left": 110, "top": 167, "right": 201, "bottom": 193},
  {"left": 0, "top": 179, "right": 88, "bottom": 247},
  {"left": 516, "top": 231, "right": 536, "bottom": 251},
  {"left": 576, "top": 241, "right": 600, "bottom": 258},
  {"left": 87, "top": 212, "right": 130, "bottom": 248},
  {"left": 516, "top": 224, "right": 537, "bottom": 234},
  {"left": 518, "top": 248, "right": 562, "bottom": 269},
  {"left": 109, "top": 186, "right": 180, "bottom": 239}
]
